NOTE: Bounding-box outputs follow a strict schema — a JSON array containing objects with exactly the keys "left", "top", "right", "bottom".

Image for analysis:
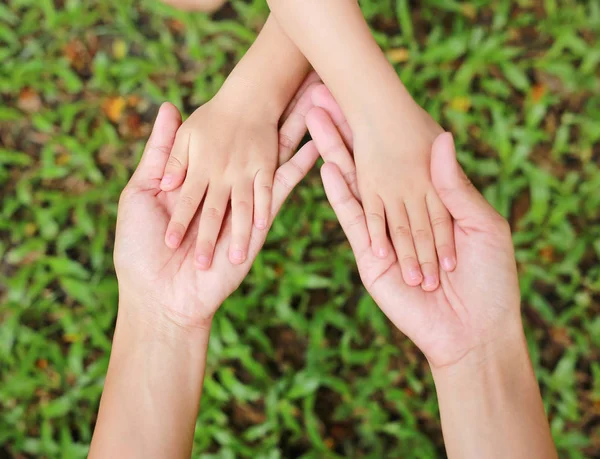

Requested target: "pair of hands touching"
[
  {"left": 115, "top": 76, "right": 521, "bottom": 372},
  {"left": 106, "top": 79, "right": 556, "bottom": 459}
]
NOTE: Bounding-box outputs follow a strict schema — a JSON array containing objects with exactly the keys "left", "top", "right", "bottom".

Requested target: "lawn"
[{"left": 1, "top": 0, "right": 599, "bottom": 457}]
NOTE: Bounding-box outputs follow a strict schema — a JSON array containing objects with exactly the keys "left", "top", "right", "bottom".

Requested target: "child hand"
[
  {"left": 309, "top": 84, "right": 455, "bottom": 291},
  {"left": 160, "top": 75, "right": 318, "bottom": 270},
  {"left": 115, "top": 100, "right": 319, "bottom": 329}
]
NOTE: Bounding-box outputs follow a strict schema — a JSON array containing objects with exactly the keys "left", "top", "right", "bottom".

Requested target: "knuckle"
[
  {"left": 420, "top": 260, "right": 437, "bottom": 270},
  {"left": 333, "top": 192, "right": 355, "bottom": 209},
  {"left": 278, "top": 132, "right": 295, "bottom": 151},
  {"left": 260, "top": 183, "right": 273, "bottom": 193},
  {"left": 150, "top": 144, "right": 172, "bottom": 157},
  {"left": 274, "top": 169, "right": 292, "bottom": 191},
  {"left": 400, "top": 255, "right": 418, "bottom": 265},
  {"left": 169, "top": 220, "right": 186, "bottom": 233},
  {"left": 204, "top": 207, "right": 222, "bottom": 220},
  {"left": 167, "top": 155, "right": 184, "bottom": 169},
  {"left": 343, "top": 169, "right": 358, "bottom": 187},
  {"left": 288, "top": 158, "right": 306, "bottom": 177},
  {"left": 394, "top": 225, "right": 411, "bottom": 238},
  {"left": 179, "top": 194, "right": 197, "bottom": 209},
  {"left": 435, "top": 242, "right": 453, "bottom": 253},
  {"left": 430, "top": 215, "right": 451, "bottom": 228},
  {"left": 366, "top": 212, "right": 385, "bottom": 225},
  {"left": 347, "top": 212, "right": 365, "bottom": 228},
  {"left": 322, "top": 141, "right": 346, "bottom": 158},
  {"left": 412, "top": 228, "right": 431, "bottom": 241},
  {"left": 197, "top": 240, "right": 214, "bottom": 254},
  {"left": 234, "top": 200, "right": 252, "bottom": 213}
]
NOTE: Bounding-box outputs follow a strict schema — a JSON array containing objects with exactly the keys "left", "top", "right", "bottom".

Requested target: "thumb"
[
  {"left": 431, "top": 132, "right": 501, "bottom": 229},
  {"left": 130, "top": 102, "right": 182, "bottom": 189}
]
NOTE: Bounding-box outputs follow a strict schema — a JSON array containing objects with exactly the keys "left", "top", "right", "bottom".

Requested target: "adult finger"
[
  {"left": 306, "top": 107, "right": 359, "bottom": 197},
  {"left": 281, "top": 70, "right": 320, "bottom": 122},
  {"left": 320, "top": 162, "right": 371, "bottom": 258},
  {"left": 164, "top": 177, "right": 208, "bottom": 249},
  {"left": 131, "top": 102, "right": 182, "bottom": 189},
  {"left": 160, "top": 130, "right": 190, "bottom": 191},
  {"left": 310, "top": 84, "right": 353, "bottom": 148},
  {"left": 430, "top": 133, "right": 505, "bottom": 232},
  {"left": 278, "top": 81, "right": 320, "bottom": 164}
]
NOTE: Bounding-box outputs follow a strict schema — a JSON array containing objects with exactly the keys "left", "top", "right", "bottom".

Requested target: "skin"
[
  {"left": 267, "top": 0, "right": 453, "bottom": 291},
  {"left": 308, "top": 91, "right": 557, "bottom": 458},
  {"left": 91, "top": 88, "right": 556, "bottom": 458},
  {"left": 159, "top": 14, "right": 311, "bottom": 270},
  {"left": 90, "top": 90, "right": 320, "bottom": 457}
]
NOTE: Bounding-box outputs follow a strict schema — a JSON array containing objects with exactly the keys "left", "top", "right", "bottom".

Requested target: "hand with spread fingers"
[{"left": 158, "top": 16, "right": 314, "bottom": 271}]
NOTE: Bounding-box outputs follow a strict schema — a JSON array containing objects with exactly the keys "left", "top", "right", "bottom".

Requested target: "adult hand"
[
  {"left": 306, "top": 87, "right": 521, "bottom": 370},
  {"left": 114, "top": 80, "right": 319, "bottom": 332},
  {"left": 308, "top": 90, "right": 557, "bottom": 458}
]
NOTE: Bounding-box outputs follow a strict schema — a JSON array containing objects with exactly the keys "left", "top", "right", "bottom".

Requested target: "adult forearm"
[
  {"left": 219, "top": 14, "right": 310, "bottom": 117},
  {"left": 89, "top": 302, "right": 211, "bottom": 459},
  {"left": 432, "top": 327, "right": 557, "bottom": 459},
  {"left": 266, "top": 0, "right": 411, "bottom": 126}
]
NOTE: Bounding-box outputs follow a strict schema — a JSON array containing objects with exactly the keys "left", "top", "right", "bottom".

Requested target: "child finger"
[
  {"left": 194, "top": 187, "right": 230, "bottom": 270},
  {"left": 405, "top": 200, "right": 439, "bottom": 291},
  {"left": 253, "top": 168, "right": 274, "bottom": 230},
  {"left": 164, "top": 178, "right": 208, "bottom": 249},
  {"left": 306, "top": 107, "right": 359, "bottom": 197},
  {"left": 363, "top": 195, "right": 392, "bottom": 259},
  {"left": 160, "top": 131, "right": 190, "bottom": 191},
  {"left": 387, "top": 203, "right": 423, "bottom": 287},
  {"left": 278, "top": 81, "right": 320, "bottom": 163},
  {"left": 229, "top": 182, "right": 254, "bottom": 265},
  {"left": 426, "top": 192, "right": 456, "bottom": 272},
  {"left": 271, "top": 141, "right": 319, "bottom": 215}
]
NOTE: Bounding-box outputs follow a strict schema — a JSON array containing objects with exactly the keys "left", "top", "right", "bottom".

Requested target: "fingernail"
[
  {"left": 409, "top": 268, "right": 422, "bottom": 282},
  {"left": 167, "top": 232, "right": 180, "bottom": 248},
  {"left": 423, "top": 275, "right": 437, "bottom": 289},
  {"left": 256, "top": 219, "right": 266, "bottom": 229},
  {"left": 377, "top": 247, "right": 388, "bottom": 258},
  {"left": 231, "top": 248, "right": 245, "bottom": 262},
  {"left": 161, "top": 175, "right": 172, "bottom": 188},
  {"left": 442, "top": 256, "right": 455, "bottom": 271},
  {"left": 196, "top": 254, "right": 210, "bottom": 269}
]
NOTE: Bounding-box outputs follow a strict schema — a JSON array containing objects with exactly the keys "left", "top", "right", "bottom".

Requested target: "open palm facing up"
[
  {"left": 307, "top": 97, "right": 523, "bottom": 369},
  {"left": 114, "top": 86, "right": 318, "bottom": 330}
]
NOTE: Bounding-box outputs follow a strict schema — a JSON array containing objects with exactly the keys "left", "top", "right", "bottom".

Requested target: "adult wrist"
[
  {"left": 115, "top": 295, "right": 214, "bottom": 353},
  {"left": 431, "top": 319, "right": 557, "bottom": 458},
  {"left": 109, "top": 301, "right": 212, "bottom": 395},
  {"left": 430, "top": 318, "right": 528, "bottom": 385}
]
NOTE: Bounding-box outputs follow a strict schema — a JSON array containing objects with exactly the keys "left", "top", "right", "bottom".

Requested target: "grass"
[{"left": 1, "top": 0, "right": 599, "bottom": 457}]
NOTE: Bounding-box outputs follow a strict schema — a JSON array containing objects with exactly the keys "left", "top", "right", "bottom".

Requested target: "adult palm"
[
  {"left": 307, "top": 95, "right": 522, "bottom": 369},
  {"left": 114, "top": 88, "right": 318, "bottom": 329}
]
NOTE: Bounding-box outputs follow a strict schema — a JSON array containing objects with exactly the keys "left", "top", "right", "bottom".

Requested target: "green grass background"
[{"left": 1, "top": 0, "right": 599, "bottom": 457}]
